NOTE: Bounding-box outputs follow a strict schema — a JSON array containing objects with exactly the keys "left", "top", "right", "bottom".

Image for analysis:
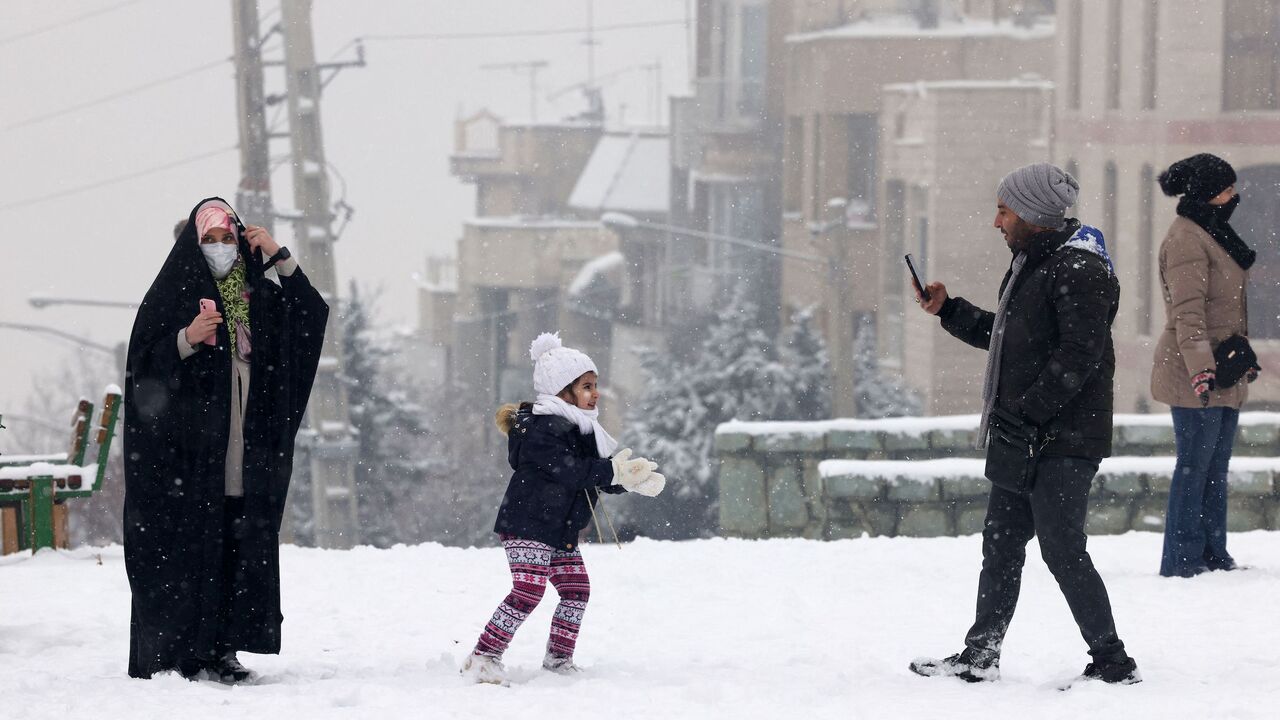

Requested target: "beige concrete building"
[
  {"left": 880, "top": 80, "right": 1054, "bottom": 413},
  {"left": 780, "top": 1, "right": 1056, "bottom": 415},
  {"left": 1055, "top": 0, "right": 1280, "bottom": 410}
]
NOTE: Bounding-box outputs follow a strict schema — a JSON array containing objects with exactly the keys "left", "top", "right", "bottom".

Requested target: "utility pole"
[
  {"left": 278, "top": 0, "right": 360, "bottom": 549},
  {"left": 231, "top": 0, "right": 274, "bottom": 234}
]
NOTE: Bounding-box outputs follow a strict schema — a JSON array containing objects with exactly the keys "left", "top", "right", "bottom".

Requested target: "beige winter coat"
[{"left": 1150, "top": 216, "right": 1250, "bottom": 409}]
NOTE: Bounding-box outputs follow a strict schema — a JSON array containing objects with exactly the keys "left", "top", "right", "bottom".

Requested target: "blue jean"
[{"left": 1160, "top": 407, "right": 1239, "bottom": 577}]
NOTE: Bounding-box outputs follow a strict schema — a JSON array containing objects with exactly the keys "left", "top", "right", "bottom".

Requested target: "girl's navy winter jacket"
[{"left": 494, "top": 404, "right": 624, "bottom": 549}]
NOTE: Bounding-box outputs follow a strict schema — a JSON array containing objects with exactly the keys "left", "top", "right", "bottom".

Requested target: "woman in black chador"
[{"left": 124, "top": 197, "right": 328, "bottom": 681}]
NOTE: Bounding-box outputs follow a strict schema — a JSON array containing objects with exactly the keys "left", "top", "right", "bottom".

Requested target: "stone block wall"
[{"left": 716, "top": 414, "right": 1280, "bottom": 539}]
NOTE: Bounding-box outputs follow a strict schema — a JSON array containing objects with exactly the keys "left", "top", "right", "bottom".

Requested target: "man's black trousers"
[{"left": 964, "top": 456, "right": 1127, "bottom": 663}]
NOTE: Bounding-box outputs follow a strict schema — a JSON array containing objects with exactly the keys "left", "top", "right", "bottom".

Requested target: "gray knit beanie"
[{"left": 996, "top": 162, "right": 1079, "bottom": 230}]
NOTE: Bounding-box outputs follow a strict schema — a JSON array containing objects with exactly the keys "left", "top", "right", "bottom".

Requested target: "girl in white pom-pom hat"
[{"left": 461, "top": 332, "right": 665, "bottom": 684}]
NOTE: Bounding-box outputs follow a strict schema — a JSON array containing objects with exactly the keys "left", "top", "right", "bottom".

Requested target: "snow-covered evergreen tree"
[
  {"left": 618, "top": 293, "right": 830, "bottom": 539},
  {"left": 853, "top": 314, "right": 922, "bottom": 418},
  {"left": 340, "top": 282, "right": 436, "bottom": 548}
]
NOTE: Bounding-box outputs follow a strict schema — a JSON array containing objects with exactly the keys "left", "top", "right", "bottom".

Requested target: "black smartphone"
[{"left": 905, "top": 253, "right": 930, "bottom": 302}]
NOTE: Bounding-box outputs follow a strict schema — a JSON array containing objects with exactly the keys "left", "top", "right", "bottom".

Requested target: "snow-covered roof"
[
  {"left": 569, "top": 131, "right": 670, "bottom": 216},
  {"left": 786, "top": 15, "right": 1055, "bottom": 44},
  {"left": 567, "top": 251, "right": 625, "bottom": 297}
]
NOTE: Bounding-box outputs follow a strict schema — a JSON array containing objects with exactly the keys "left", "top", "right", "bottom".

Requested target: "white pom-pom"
[{"left": 529, "top": 332, "right": 562, "bottom": 362}]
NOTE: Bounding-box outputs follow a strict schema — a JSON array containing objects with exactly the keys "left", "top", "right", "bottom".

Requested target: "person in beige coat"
[{"left": 1151, "top": 153, "right": 1261, "bottom": 578}]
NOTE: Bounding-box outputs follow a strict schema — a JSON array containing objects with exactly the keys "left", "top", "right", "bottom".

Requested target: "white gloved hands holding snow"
[
  {"left": 611, "top": 448, "right": 657, "bottom": 489},
  {"left": 631, "top": 471, "right": 666, "bottom": 497}
]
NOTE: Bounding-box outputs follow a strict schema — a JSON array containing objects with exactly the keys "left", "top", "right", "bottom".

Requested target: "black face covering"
[{"left": 1176, "top": 194, "right": 1256, "bottom": 271}]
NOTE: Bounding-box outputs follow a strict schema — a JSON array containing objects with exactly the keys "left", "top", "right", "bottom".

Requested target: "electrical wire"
[
  {"left": 361, "top": 18, "right": 685, "bottom": 42},
  {"left": 0, "top": 145, "right": 237, "bottom": 212},
  {"left": 0, "top": 0, "right": 147, "bottom": 47},
  {"left": 3, "top": 56, "right": 232, "bottom": 132}
]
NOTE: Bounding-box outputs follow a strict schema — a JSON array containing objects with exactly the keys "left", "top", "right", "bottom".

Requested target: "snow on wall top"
[
  {"left": 568, "top": 251, "right": 625, "bottom": 297},
  {"left": 719, "top": 412, "right": 1280, "bottom": 438},
  {"left": 786, "top": 16, "right": 1055, "bottom": 44},
  {"left": 568, "top": 132, "right": 670, "bottom": 216},
  {"left": 819, "top": 456, "right": 1280, "bottom": 483}
]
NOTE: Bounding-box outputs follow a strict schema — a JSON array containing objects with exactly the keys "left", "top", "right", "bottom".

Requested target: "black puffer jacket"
[
  {"left": 939, "top": 219, "right": 1120, "bottom": 459},
  {"left": 493, "top": 404, "right": 624, "bottom": 549}
]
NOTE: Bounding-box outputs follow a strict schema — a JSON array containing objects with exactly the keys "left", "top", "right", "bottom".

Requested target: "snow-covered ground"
[{"left": 3, "top": 533, "right": 1278, "bottom": 720}]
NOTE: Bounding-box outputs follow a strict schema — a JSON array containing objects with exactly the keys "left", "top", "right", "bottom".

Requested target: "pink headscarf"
[{"left": 194, "top": 202, "right": 238, "bottom": 241}]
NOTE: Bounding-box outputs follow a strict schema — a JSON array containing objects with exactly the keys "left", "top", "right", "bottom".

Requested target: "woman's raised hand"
[
  {"left": 244, "top": 225, "right": 280, "bottom": 257},
  {"left": 185, "top": 306, "right": 223, "bottom": 346}
]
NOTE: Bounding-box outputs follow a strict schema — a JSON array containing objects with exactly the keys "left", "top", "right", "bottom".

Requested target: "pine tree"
[
  {"left": 853, "top": 314, "right": 922, "bottom": 418},
  {"left": 617, "top": 293, "right": 831, "bottom": 539},
  {"left": 340, "top": 282, "right": 435, "bottom": 547}
]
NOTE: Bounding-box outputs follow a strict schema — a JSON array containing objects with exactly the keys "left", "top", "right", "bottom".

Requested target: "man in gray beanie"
[{"left": 908, "top": 163, "right": 1138, "bottom": 687}]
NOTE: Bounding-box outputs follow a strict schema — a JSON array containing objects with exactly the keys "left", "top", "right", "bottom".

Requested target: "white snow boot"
[
  {"left": 542, "top": 652, "right": 583, "bottom": 675},
  {"left": 460, "top": 653, "right": 508, "bottom": 685}
]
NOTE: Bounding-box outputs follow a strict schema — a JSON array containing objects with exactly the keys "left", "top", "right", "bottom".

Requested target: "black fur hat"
[{"left": 1158, "top": 153, "right": 1237, "bottom": 202}]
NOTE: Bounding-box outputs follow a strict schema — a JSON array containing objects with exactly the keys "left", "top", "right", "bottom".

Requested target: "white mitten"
[
  {"left": 631, "top": 471, "right": 666, "bottom": 498},
  {"left": 611, "top": 449, "right": 655, "bottom": 489}
]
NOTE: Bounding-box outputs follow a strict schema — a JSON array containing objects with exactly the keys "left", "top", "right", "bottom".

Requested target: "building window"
[
  {"left": 882, "top": 180, "right": 907, "bottom": 372},
  {"left": 707, "top": 0, "right": 768, "bottom": 124},
  {"left": 1067, "top": 0, "right": 1083, "bottom": 110},
  {"left": 810, "top": 116, "right": 823, "bottom": 219},
  {"left": 1139, "top": 164, "right": 1155, "bottom": 335},
  {"left": 1103, "top": 162, "right": 1118, "bottom": 254},
  {"left": 1223, "top": 0, "right": 1280, "bottom": 111},
  {"left": 1234, "top": 165, "right": 1280, "bottom": 339},
  {"left": 1142, "top": 0, "right": 1158, "bottom": 109},
  {"left": 785, "top": 118, "right": 804, "bottom": 213},
  {"left": 1106, "top": 0, "right": 1122, "bottom": 110},
  {"left": 845, "top": 114, "right": 878, "bottom": 219}
]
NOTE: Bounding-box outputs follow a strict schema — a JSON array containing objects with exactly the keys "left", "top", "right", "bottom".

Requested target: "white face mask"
[{"left": 201, "top": 243, "right": 239, "bottom": 279}]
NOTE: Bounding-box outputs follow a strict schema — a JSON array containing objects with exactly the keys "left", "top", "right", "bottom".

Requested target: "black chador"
[{"left": 123, "top": 197, "right": 328, "bottom": 679}]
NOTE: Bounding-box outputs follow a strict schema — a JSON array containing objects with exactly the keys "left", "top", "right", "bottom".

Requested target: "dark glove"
[{"left": 1191, "top": 369, "right": 1216, "bottom": 407}]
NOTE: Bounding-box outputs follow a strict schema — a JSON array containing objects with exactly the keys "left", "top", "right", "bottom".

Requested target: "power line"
[
  {"left": 0, "top": 145, "right": 236, "bottom": 212},
  {"left": 3, "top": 56, "right": 232, "bottom": 132},
  {"left": 362, "top": 18, "right": 685, "bottom": 42},
  {"left": 0, "top": 0, "right": 147, "bottom": 47}
]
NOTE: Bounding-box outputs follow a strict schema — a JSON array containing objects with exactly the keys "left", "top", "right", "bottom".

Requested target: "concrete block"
[
  {"left": 847, "top": 499, "right": 898, "bottom": 537},
  {"left": 1227, "top": 470, "right": 1275, "bottom": 496},
  {"left": 1131, "top": 496, "right": 1168, "bottom": 532},
  {"left": 718, "top": 457, "right": 767, "bottom": 536},
  {"left": 955, "top": 500, "right": 988, "bottom": 535},
  {"left": 941, "top": 474, "right": 990, "bottom": 500},
  {"left": 886, "top": 476, "right": 941, "bottom": 502},
  {"left": 929, "top": 428, "right": 978, "bottom": 451},
  {"left": 767, "top": 465, "right": 810, "bottom": 530},
  {"left": 714, "top": 431, "right": 752, "bottom": 453},
  {"left": 1267, "top": 498, "right": 1280, "bottom": 531},
  {"left": 757, "top": 431, "right": 825, "bottom": 454},
  {"left": 1100, "top": 472, "right": 1146, "bottom": 496},
  {"left": 828, "top": 429, "right": 880, "bottom": 454},
  {"left": 1237, "top": 423, "right": 1280, "bottom": 449},
  {"left": 1227, "top": 495, "right": 1266, "bottom": 532},
  {"left": 825, "top": 520, "right": 866, "bottom": 540},
  {"left": 1118, "top": 424, "right": 1175, "bottom": 449},
  {"left": 825, "top": 474, "right": 884, "bottom": 500},
  {"left": 1147, "top": 471, "right": 1174, "bottom": 494},
  {"left": 1085, "top": 498, "right": 1132, "bottom": 535},
  {"left": 896, "top": 505, "right": 952, "bottom": 537},
  {"left": 883, "top": 432, "right": 930, "bottom": 453}
]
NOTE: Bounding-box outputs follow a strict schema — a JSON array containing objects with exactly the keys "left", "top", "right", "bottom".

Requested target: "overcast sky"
[{"left": 0, "top": 0, "right": 690, "bottom": 421}]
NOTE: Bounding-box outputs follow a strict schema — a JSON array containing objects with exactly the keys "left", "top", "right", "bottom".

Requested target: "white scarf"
[{"left": 533, "top": 394, "right": 618, "bottom": 458}]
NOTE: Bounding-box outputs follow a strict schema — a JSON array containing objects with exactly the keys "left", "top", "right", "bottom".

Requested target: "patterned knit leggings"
[{"left": 474, "top": 537, "right": 591, "bottom": 660}]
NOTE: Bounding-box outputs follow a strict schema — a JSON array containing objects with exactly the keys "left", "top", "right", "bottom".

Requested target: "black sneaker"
[
  {"left": 909, "top": 651, "right": 999, "bottom": 683},
  {"left": 1079, "top": 657, "right": 1141, "bottom": 685}
]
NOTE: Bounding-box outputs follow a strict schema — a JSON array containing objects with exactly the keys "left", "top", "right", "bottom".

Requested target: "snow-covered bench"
[
  {"left": 0, "top": 387, "right": 121, "bottom": 554},
  {"left": 715, "top": 414, "right": 1280, "bottom": 539}
]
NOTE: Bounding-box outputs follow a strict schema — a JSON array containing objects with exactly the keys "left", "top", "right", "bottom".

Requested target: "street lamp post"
[{"left": 0, "top": 321, "right": 127, "bottom": 376}]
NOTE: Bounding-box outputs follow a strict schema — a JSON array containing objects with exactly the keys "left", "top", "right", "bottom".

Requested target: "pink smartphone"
[{"left": 199, "top": 298, "right": 218, "bottom": 346}]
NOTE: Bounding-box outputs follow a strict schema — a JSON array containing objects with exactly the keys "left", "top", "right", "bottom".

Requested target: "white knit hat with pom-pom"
[{"left": 530, "top": 332, "right": 598, "bottom": 396}]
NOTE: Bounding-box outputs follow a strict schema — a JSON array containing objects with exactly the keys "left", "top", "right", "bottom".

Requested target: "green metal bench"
[{"left": 0, "top": 386, "right": 121, "bottom": 554}]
